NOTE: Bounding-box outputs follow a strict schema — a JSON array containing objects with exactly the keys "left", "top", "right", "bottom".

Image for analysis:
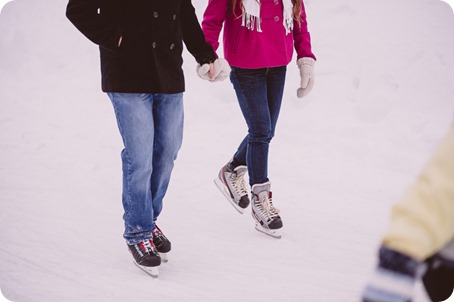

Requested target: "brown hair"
[{"left": 231, "top": 0, "right": 303, "bottom": 25}]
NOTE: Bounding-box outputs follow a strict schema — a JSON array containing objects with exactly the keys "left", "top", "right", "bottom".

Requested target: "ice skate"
[
  {"left": 214, "top": 163, "right": 250, "bottom": 214},
  {"left": 152, "top": 225, "right": 171, "bottom": 263},
  {"left": 251, "top": 182, "right": 283, "bottom": 239},
  {"left": 128, "top": 239, "right": 161, "bottom": 277}
]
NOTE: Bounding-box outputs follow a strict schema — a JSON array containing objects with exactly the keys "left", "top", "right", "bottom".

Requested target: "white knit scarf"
[{"left": 241, "top": 0, "right": 294, "bottom": 34}]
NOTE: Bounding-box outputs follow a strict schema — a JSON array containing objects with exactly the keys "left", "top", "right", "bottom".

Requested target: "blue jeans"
[
  {"left": 107, "top": 92, "right": 184, "bottom": 245},
  {"left": 229, "top": 66, "right": 287, "bottom": 186}
]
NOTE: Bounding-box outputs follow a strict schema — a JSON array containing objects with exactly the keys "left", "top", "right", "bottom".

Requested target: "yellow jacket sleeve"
[{"left": 382, "top": 125, "right": 454, "bottom": 261}]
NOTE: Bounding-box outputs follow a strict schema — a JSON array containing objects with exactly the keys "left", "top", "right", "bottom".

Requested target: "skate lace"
[
  {"left": 140, "top": 240, "right": 155, "bottom": 253},
  {"left": 257, "top": 193, "right": 280, "bottom": 219},
  {"left": 230, "top": 170, "right": 248, "bottom": 196}
]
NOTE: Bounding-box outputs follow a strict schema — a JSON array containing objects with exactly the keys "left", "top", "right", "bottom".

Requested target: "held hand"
[
  {"left": 208, "top": 62, "right": 215, "bottom": 80},
  {"left": 197, "top": 58, "right": 230, "bottom": 82},
  {"left": 296, "top": 57, "right": 315, "bottom": 98}
]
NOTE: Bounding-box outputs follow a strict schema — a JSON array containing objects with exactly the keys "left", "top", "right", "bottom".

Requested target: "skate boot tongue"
[
  {"left": 258, "top": 190, "right": 268, "bottom": 199},
  {"left": 259, "top": 191, "right": 279, "bottom": 215},
  {"left": 252, "top": 182, "right": 273, "bottom": 211},
  {"left": 252, "top": 182, "right": 271, "bottom": 195},
  {"left": 234, "top": 165, "right": 247, "bottom": 176},
  {"left": 139, "top": 240, "right": 156, "bottom": 253}
]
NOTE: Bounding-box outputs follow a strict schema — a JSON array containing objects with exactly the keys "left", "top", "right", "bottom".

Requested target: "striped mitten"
[{"left": 362, "top": 247, "right": 420, "bottom": 302}]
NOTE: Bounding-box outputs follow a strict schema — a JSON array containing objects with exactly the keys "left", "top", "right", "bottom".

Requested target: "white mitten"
[
  {"left": 197, "top": 58, "right": 231, "bottom": 82},
  {"left": 297, "top": 57, "right": 315, "bottom": 98}
]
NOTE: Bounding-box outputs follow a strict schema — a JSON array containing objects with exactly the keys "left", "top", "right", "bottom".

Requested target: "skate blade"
[
  {"left": 214, "top": 178, "right": 245, "bottom": 214},
  {"left": 255, "top": 223, "right": 282, "bottom": 239},
  {"left": 133, "top": 262, "right": 159, "bottom": 278},
  {"left": 160, "top": 253, "right": 168, "bottom": 263}
]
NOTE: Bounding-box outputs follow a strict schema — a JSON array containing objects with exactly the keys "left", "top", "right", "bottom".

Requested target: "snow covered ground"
[{"left": 0, "top": 0, "right": 453, "bottom": 301}]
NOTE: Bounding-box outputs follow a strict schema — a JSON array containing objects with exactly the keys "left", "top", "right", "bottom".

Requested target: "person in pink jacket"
[{"left": 200, "top": 0, "right": 316, "bottom": 238}]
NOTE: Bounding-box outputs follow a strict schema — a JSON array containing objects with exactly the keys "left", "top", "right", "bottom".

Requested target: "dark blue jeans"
[{"left": 229, "top": 66, "right": 287, "bottom": 186}]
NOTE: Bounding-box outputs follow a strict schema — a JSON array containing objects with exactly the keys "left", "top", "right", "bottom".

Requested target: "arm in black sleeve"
[
  {"left": 66, "top": 0, "right": 123, "bottom": 52},
  {"left": 181, "top": 0, "right": 216, "bottom": 65}
]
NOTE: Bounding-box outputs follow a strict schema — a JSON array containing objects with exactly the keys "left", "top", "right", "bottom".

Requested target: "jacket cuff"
[{"left": 197, "top": 50, "right": 217, "bottom": 65}]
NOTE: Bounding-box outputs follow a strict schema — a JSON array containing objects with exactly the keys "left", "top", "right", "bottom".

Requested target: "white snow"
[{"left": 0, "top": 0, "right": 453, "bottom": 301}]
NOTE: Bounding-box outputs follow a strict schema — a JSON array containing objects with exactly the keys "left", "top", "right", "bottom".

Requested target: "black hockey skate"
[{"left": 128, "top": 239, "right": 161, "bottom": 278}]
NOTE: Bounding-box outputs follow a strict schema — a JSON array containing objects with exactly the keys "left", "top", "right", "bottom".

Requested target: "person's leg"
[
  {"left": 214, "top": 68, "right": 269, "bottom": 213},
  {"left": 108, "top": 92, "right": 156, "bottom": 245},
  {"left": 230, "top": 67, "right": 269, "bottom": 186},
  {"left": 229, "top": 67, "right": 286, "bottom": 237},
  {"left": 149, "top": 93, "right": 184, "bottom": 222},
  {"left": 230, "top": 136, "right": 248, "bottom": 168},
  {"left": 147, "top": 93, "right": 183, "bottom": 262},
  {"left": 215, "top": 67, "right": 286, "bottom": 215},
  {"left": 230, "top": 66, "right": 286, "bottom": 186},
  {"left": 266, "top": 66, "right": 287, "bottom": 138}
]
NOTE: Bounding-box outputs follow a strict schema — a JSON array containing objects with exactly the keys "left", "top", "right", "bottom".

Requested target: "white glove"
[
  {"left": 297, "top": 57, "right": 315, "bottom": 98},
  {"left": 197, "top": 58, "right": 231, "bottom": 82}
]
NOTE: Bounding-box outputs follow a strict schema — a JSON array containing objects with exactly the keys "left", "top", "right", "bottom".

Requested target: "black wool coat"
[{"left": 66, "top": 0, "right": 216, "bottom": 93}]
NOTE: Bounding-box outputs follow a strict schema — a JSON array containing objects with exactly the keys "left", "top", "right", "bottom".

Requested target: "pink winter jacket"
[{"left": 202, "top": 0, "right": 316, "bottom": 69}]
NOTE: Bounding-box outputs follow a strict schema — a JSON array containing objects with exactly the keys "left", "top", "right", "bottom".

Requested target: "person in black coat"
[{"left": 66, "top": 0, "right": 229, "bottom": 277}]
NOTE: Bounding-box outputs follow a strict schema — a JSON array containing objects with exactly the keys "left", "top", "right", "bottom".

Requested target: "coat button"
[
  {"left": 152, "top": 42, "right": 157, "bottom": 48},
  {"left": 169, "top": 44, "right": 175, "bottom": 50},
  {"left": 153, "top": 11, "right": 158, "bottom": 18},
  {"left": 274, "top": 16, "right": 279, "bottom": 22},
  {"left": 173, "top": 14, "right": 177, "bottom": 20}
]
